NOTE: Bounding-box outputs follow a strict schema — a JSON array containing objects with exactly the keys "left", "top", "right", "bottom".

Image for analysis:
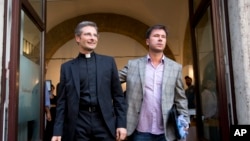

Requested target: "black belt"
[{"left": 79, "top": 105, "right": 99, "bottom": 112}]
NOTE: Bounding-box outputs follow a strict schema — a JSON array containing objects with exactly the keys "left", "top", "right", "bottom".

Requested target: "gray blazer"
[{"left": 119, "top": 56, "right": 190, "bottom": 141}]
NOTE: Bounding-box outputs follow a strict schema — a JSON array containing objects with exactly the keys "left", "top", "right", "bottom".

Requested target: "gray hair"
[{"left": 74, "top": 21, "right": 98, "bottom": 36}]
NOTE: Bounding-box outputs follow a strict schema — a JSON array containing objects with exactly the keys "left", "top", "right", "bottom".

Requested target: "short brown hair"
[{"left": 145, "top": 24, "right": 168, "bottom": 39}]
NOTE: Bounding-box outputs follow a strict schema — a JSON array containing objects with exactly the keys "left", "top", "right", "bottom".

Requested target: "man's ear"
[
  {"left": 146, "top": 39, "right": 149, "bottom": 45},
  {"left": 75, "top": 34, "right": 81, "bottom": 42}
]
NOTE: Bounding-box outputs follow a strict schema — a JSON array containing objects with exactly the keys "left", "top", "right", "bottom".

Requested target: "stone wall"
[{"left": 228, "top": 0, "right": 250, "bottom": 124}]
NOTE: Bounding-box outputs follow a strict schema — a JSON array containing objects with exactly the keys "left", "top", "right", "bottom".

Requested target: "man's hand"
[
  {"left": 45, "top": 106, "right": 51, "bottom": 121},
  {"left": 116, "top": 128, "right": 127, "bottom": 141},
  {"left": 51, "top": 136, "right": 61, "bottom": 141}
]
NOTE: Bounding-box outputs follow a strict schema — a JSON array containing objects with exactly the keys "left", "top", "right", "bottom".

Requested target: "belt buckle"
[{"left": 88, "top": 106, "right": 96, "bottom": 112}]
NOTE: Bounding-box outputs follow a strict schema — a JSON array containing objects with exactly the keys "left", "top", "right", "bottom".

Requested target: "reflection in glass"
[
  {"left": 193, "top": 0, "right": 202, "bottom": 12},
  {"left": 18, "top": 10, "right": 41, "bottom": 141},
  {"left": 28, "top": 0, "right": 43, "bottom": 19},
  {"left": 195, "top": 7, "right": 220, "bottom": 141}
]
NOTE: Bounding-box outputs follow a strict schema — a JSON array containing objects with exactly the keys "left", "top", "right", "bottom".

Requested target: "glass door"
[
  {"left": 7, "top": 0, "right": 46, "bottom": 140},
  {"left": 190, "top": 0, "right": 231, "bottom": 140},
  {"left": 18, "top": 10, "right": 42, "bottom": 141},
  {"left": 195, "top": 7, "right": 220, "bottom": 141}
]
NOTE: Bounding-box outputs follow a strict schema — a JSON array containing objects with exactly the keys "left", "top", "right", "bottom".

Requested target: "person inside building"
[
  {"left": 201, "top": 78, "right": 219, "bottom": 141},
  {"left": 184, "top": 76, "right": 196, "bottom": 110},
  {"left": 44, "top": 84, "right": 57, "bottom": 141}
]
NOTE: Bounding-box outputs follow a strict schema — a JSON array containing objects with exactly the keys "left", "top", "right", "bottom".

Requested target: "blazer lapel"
[
  {"left": 160, "top": 57, "right": 175, "bottom": 111},
  {"left": 139, "top": 57, "right": 147, "bottom": 95},
  {"left": 71, "top": 58, "right": 80, "bottom": 97},
  {"left": 162, "top": 57, "right": 173, "bottom": 95}
]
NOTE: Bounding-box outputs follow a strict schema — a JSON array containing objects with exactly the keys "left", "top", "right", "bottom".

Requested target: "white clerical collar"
[{"left": 85, "top": 53, "right": 91, "bottom": 58}]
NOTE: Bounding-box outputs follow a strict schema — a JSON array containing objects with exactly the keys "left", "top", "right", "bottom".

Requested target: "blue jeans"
[{"left": 128, "top": 130, "right": 166, "bottom": 141}]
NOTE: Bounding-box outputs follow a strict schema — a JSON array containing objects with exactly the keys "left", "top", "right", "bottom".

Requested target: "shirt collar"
[
  {"left": 78, "top": 52, "right": 95, "bottom": 59},
  {"left": 147, "top": 54, "right": 165, "bottom": 63}
]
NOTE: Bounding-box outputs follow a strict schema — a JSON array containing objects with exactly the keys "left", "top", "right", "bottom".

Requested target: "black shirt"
[{"left": 78, "top": 52, "right": 98, "bottom": 106}]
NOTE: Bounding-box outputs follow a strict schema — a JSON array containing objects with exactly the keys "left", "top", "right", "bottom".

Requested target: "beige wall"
[
  {"left": 46, "top": 32, "right": 148, "bottom": 91},
  {"left": 46, "top": 31, "right": 191, "bottom": 92}
]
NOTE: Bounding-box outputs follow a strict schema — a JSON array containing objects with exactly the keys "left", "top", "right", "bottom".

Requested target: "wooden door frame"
[
  {"left": 7, "top": 0, "right": 46, "bottom": 140},
  {"left": 189, "top": 0, "right": 235, "bottom": 140}
]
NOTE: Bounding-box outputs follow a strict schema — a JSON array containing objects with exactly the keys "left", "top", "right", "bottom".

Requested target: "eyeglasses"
[{"left": 82, "top": 32, "right": 99, "bottom": 38}]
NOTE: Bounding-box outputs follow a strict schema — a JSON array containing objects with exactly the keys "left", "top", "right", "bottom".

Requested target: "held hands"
[{"left": 116, "top": 128, "right": 127, "bottom": 141}]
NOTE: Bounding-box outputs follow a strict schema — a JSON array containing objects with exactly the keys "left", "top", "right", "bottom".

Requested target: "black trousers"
[
  {"left": 74, "top": 109, "right": 115, "bottom": 141},
  {"left": 44, "top": 107, "right": 56, "bottom": 141}
]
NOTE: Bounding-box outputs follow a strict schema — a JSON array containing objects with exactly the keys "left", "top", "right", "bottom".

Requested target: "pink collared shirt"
[{"left": 136, "top": 55, "right": 165, "bottom": 134}]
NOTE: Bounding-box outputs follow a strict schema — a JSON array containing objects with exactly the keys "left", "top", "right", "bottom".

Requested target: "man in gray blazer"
[{"left": 119, "top": 24, "right": 190, "bottom": 141}]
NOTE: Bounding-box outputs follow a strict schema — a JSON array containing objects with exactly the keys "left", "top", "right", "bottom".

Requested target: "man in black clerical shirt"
[{"left": 52, "top": 21, "right": 127, "bottom": 141}]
